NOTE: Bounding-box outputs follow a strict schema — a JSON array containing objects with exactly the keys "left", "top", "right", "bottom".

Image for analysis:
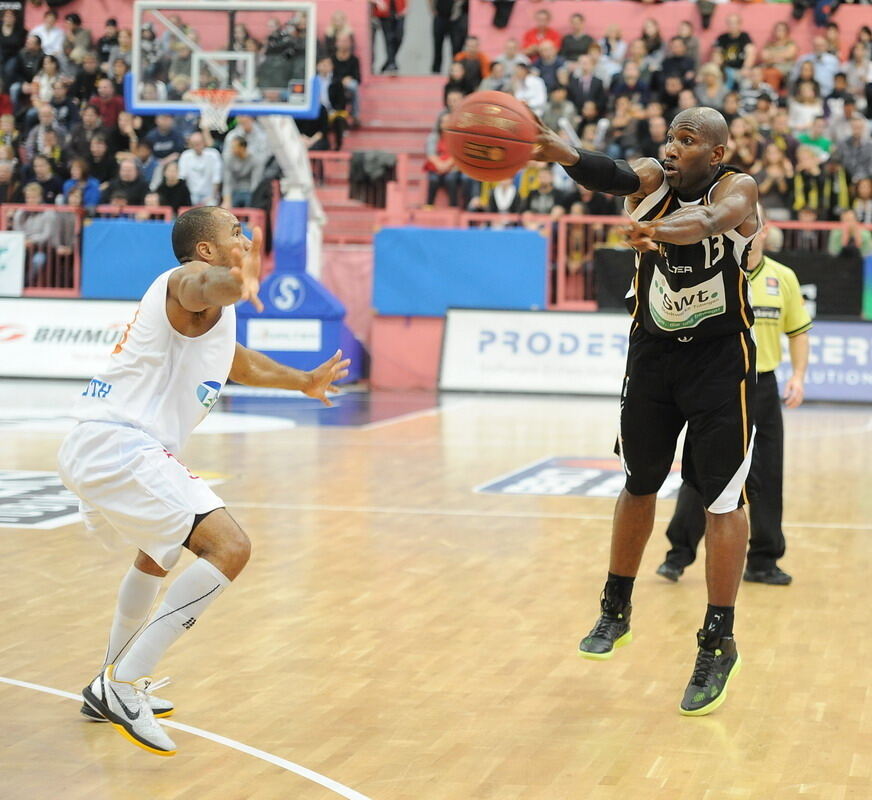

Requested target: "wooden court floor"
[{"left": 1, "top": 387, "right": 871, "bottom": 800}]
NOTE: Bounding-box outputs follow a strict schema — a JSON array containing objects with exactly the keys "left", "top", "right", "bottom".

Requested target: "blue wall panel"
[{"left": 373, "top": 227, "right": 547, "bottom": 316}]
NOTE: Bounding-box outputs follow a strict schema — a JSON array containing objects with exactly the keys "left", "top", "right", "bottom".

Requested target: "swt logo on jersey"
[
  {"left": 649, "top": 271, "right": 726, "bottom": 331},
  {"left": 196, "top": 381, "right": 222, "bottom": 409}
]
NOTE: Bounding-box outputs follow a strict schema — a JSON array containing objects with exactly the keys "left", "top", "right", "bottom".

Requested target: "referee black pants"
[{"left": 664, "top": 370, "right": 786, "bottom": 571}]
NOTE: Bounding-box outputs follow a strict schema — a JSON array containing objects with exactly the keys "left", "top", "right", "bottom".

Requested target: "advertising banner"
[
  {"left": 0, "top": 231, "right": 25, "bottom": 297},
  {"left": 440, "top": 309, "right": 631, "bottom": 395},
  {"left": 0, "top": 298, "right": 137, "bottom": 378}
]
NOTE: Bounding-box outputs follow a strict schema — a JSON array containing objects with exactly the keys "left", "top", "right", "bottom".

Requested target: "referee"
[{"left": 656, "top": 210, "right": 812, "bottom": 586}]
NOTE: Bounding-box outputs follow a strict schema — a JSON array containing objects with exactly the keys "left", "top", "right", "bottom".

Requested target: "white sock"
[
  {"left": 103, "top": 566, "right": 164, "bottom": 668},
  {"left": 114, "top": 559, "right": 230, "bottom": 682}
]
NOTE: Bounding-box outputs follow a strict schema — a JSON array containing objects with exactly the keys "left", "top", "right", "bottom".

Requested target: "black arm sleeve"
[{"left": 561, "top": 148, "right": 641, "bottom": 196}]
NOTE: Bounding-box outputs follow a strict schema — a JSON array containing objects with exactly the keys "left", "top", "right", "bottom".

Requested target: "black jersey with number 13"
[{"left": 624, "top": 165, "right": 757, "bottom": 340}]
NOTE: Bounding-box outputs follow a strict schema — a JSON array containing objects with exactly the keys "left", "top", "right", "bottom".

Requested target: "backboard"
[{"left": 128, "top": 0, "right": 319, "bottom": 118}]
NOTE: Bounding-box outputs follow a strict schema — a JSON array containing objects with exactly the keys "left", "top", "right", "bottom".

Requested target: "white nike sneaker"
[
  {"left": 81, "top": 675, "right": 173, "bottom": 721},
  {"left": 82, "top": 666, "right": 177, "bottom": 756}
]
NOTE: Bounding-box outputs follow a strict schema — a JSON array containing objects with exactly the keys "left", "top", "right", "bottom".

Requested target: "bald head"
[{"left": 671, "top": 107, "right": 729, "bottom": 147}]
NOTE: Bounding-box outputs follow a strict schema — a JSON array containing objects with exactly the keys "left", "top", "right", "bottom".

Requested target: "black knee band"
[{"left": 562, "top": 148, "right": 641, "bottom": 196}]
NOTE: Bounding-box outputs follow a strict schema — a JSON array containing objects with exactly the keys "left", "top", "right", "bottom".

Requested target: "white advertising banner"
[
  {"left": 0, "top": 298, "right": 138, "bottom": 378},
  {"left": 246, "top": 318, "right": 322, "bottom": 352},
  {"left": 0, "top": 231, "right": 26, "bottom": 297},
  {"left": 439, "top": 309, "right": 632, "bottom": 395}
]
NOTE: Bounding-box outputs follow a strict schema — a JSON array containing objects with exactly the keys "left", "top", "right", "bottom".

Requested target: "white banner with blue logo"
[
  {"left": 440, "top": 309, "right": 632, "bottom": 395},
  {"left": 0, "top": 231, "right": 25, "bottom": 297}
]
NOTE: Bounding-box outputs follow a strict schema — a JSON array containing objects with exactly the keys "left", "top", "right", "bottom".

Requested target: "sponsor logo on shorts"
[
  {"left": 648, "top": 271, "right": 726, "bottom": 332},
  {"left": 196, "top": 380, "right": 222, "bottom": 409}
]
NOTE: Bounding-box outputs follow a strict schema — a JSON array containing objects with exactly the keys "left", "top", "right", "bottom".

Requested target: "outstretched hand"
[
  {"left": 230, "top": 226, "right": 264, "bottom": 312},
  {"left": 529, "top": 111, "right": 578, "bottom": 166},
  {"left": 621, "top": 220, "right": 659, "bottom": 253},
  {"left": 305, "top": 349, "right": 351, "bottom": 407}
]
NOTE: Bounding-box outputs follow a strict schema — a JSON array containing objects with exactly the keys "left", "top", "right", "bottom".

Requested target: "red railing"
[
  {"left": 0, "top": 204, "right": 82, "bottom": 297},
  {"left": 91, "top": 205, "right": 176, "bottom": 221}
]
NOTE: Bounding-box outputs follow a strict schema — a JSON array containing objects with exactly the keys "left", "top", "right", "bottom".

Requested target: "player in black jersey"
[{"left": 535, "top": 107, "right": 759, "bottom": 716}]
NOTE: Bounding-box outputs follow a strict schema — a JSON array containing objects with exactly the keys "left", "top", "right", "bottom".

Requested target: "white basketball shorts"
[{"left": 57, "top": 421, "right": 225, "bottom": 570}]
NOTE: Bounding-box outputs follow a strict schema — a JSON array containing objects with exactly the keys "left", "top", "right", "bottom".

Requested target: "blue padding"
[
  {"left": 81, "top": 221, "right": 176, "bottom": 299},
  {"left": 273, "top": 200, "right": 308, "bottom": 274},
  {"left": 236, "top": 272, "right": 345, "bottom": 319},
  {"left": 373, "top": 228, "right": 547, "bottom": 316}
]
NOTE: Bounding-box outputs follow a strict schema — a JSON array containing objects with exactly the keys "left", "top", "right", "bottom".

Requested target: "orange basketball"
[{"left": 444, "top": 91, "right": 539, "bottom": 182}]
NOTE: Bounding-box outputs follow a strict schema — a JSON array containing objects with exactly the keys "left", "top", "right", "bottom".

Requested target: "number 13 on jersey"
[{"left": 702, "top": 235, "right": 725, "bottom": 269}]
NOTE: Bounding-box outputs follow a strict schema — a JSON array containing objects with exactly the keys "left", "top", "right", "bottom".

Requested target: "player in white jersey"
[{"left": 57, "top": 206, "right": 350, "bottom": 756}]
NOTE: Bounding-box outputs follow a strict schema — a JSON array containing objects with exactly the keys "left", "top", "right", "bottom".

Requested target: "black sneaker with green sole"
[
  {"left": 578, "top": 594, "right": 632, "bottom": 661},
  {"left": 679, "top": 629, "right": 742, "bottom": 716}
]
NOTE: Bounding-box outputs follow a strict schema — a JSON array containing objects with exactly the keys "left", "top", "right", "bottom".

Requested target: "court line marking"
[
  {"left": 0, "top": 676, "right": 372, "bottom": 800},
  {"left": 354, "top": 399, "right": 479, "bottom": 431},
  {"left": 230, "top": 501, "right": 870, "bottom": 532}
]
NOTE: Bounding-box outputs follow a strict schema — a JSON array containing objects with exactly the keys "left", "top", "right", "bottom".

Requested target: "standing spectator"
[
  {"left": 430, "top": 0, "right": 466, "bottom": 74},
  {"left": 68, "top": 105, "right": 105, "bottom": 159},
  {"left": 371, "top": 0, "right": 406, "bottom": 75},
  {"left": 323, "top": 10, "right": 355, "bottom": 58},
  {"left": 89, "top": 78, "right": 124, "bottom": 130},
  {"left": 713, "top": 14, "right": 756, "bottom": 86},
  {"left": 0, "top": 10, "right": 25, "bottom": 74},
  {"left": 521, "top": 8, "right": 560, "bottom": 59},
  {"left": 178, "top": 131, "right": 222, "bottom": 205},
  {"left": 560, "top": 14, "right": 593, "bottom": 62},
  {"left": 63, "top": 157, "right": 101, "bottom": 206},
  {"left": 71, "top": 51, "right": 105, "bottom": 106},
  {"left": 144, "top": 114, "right": 186, "bottom": 166},
  {"left": 102, "top": 157, "right": 149, "bottom": 205},
  {"left": 29, "top": 154, "right": 63, "bottom": 203},
  {"left": 7, "top": 35, "right": 44, "bottom": 109},
  {"left": 331, "top": 33, "right": 361, "bottom": 123},
  {"left": 827, "top": 209, "right": 872, "bottom": 257},
  {"left": 568, "top": 55, "right": 606, "bottom": 115},
  {"left": 64, "top": 13, "right": 92, "bottom": 59},
  {"left": 96, "top": 19, "right": 119, "bottom": 68},
  {"left": 222, "top": 137, "right": 263, "bottom": 208},
  {"left": 155, "top": 160, "right": 191, "bottom": 212},
  {"left": 424, "top": 115, "right": 462, "bottom": 208},
  {"left": 755, "top": 143, "right": 794, "bottom": 221},
  {"left": 454, "top": 36, "right": 489, "bottom": 88},
  {"left": 791, "top": 37, "right": 840, "bottom": 97},
  {"left": 511, "top": 61, "right": 546, "bottom": 115},
  {"left": 831, "top": 117, "right": 872, "bottom": 183},
  {"left": 31, "top": 10, "right": 64, "bottom": 58},
  {"left": 493, "top": 38, "right": 527, "bottom": 75},
  {"left": 760, "top": 21, "right": 798, "bottom": 91}
]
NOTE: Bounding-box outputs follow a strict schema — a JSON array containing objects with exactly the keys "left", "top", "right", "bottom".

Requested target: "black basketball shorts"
[{"left": 616, "top": 325, "right": 756, "bottom": 513}]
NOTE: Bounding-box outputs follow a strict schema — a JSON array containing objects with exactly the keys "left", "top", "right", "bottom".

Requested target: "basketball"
[{"left": 444, "top": 91, "right": 539, "bottom": 182}]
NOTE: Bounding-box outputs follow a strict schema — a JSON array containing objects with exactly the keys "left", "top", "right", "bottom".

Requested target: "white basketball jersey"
[{"left": 72, "top": 268, "right": 237, "bottom": 454}]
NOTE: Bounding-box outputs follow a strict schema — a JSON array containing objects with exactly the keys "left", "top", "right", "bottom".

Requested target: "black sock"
[
  {"left": 703, "top": 604, "right": 734, "bottom": 639},
  {"left": 604, "top": 572, "right": 635, "bottom": 607}
]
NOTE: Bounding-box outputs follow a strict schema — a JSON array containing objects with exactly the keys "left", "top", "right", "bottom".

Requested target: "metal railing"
[{"left": 91, "top": 205, "right": 176, "bottom": 221}]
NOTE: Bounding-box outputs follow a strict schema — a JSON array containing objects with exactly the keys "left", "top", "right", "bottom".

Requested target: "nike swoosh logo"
[{"left": 110, "top": 686, "right": 140, "bottom": 720}]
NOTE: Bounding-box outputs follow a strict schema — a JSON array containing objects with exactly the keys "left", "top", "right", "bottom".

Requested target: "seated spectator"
[
  {"left": 63, "top": 157, "right": 101, "bottom": 206},
  {"left": 423, "top": 116, "right": 462, "bottom": 208},
  {"left": 156, "top": 160, "right": 191, "bottom": 212},
  {"left": 511, "top": 61, "right": 546, "bottom": 116},
  {"left": 331, "top": 33, "right": 361, "bottom": 121},
  {"left": 771, "top": 109, "right": 800, "bottom": 164},
  {"left": 86, "top": 134, "right": 117, "bottom": 191},
  {"left": 824, "top": 72, "right": 852, "bottom": 119},
  {"left": 794, "top": 144, "right": 849, "bottom": 220},
  {"left": 0, "top": 158, "right": 22, "bottom": 202},
  {"left": 64, "top": 13, "right": 92, "bottom": 60},
  {"left": 661, "top": 37, "right": 696, "bottom": 85},
  {"left": 600, "top": 24, "right": 626, "bottom": 66},
  {"left": 797, "top": 116, "right": 832, "bottom": 162},
  {"left": 738, "top": 67, "right": 777, "bottom": 115},
  {"left": 479, "top": 61, "right": 508, "bottom": 93},
  {"left": 486, "top": 177, "right": 521, "bottom": 213},
  {"left": 568, "top": 55, "right": 606, "bottom": 114},
  {"left": 107, "top": 190, "right": 130, "bottom": 213},
  {"left": 755, "top": 143, "right": 794, "bottom": 222},
  {"left": 788, "top": 59, "right": 821, "bottom": 100},
  {"left": 677, "top": 20, "right": 700, "bottom": 67},
  {"left": 106, "top": 28, "right": 133, "bottom": 70},
  {"left": 533, "top": 40, "right": 564, "bottom": 94},
  {"left": 34, "top": 128, "right": 65, "bottom": 176},
  {"left": 31, "top": 10, "right": 64, "bottom": 58},
  {"left": 843, "top": 42, "right": 871, "bottom": 110},
  {"left": 50, "top": 81, "right": 80, "bottom": 132},
  {"left": 24, "top": 106, "right": 67, "bottom": 162},
  {"left": 454, "top": 36, "right": 489, "bottom": 87},
  {"left": 29, "top": 154, "right": 63, "bottom": 203},
  {"left": 178, "top": 131, "right": 222, "bottom": 205},
  {"left": 444, "top": 61, "right": 474, "bottom": 101},
  {"left": 657, "top": 74, "right": 685, "bottom": 121},
  {"left": 852, "top": 178, "right": 872, "bottom": 224},
  {"left": 611, "top": 62, "right": 650, "bottom": 110},
  {"left": 109, "top": 110, "right": 140, "bottom": 157},
  {"left": 752, "top": 95, "right": 776, "bottom": 139},
  {"left": 641, "top": 18, "right": 664, "bottom": 59},
  {"left": 713, "top": 13, "right": 755, "bottom": 86},
  {"left": 560, "top": 14, "right": 593, "bottom": 62},
  {"left": 725, "top": 115, "right": 764, "bottom": 173},
  {"left": 8, "top": 35, "right": 45, "bottom": 110},
  {"left": 169, "top": 45, "right": 193, "bottom": 82},
  {"left": 493, "top": 38, "right": 528, "bottom": 76},
  {"left": 603, "top": 95, "right": 638, "bottom": 159},
  {"left": 14, "top": 182, "right": 58, "bottom": 283},
  {"left": 224, "top": 116, "right": 270, "bottom": 171},
  {"left": 144, "top": 114, "right": 186, "bottom": 165},
  {"left": 89, "top": 78, "right": 124, "bottom": 130},
  {"left": 222, "top": 136, "right": 263, "bottom": 208},
  {"left": 576, "top": 101, "right": 609, "bottom": 151},
  {"left": 523, "top": 166, "right": 569, "bottom": 217},
  {"left": 695, "top": 63, "right": 728, "bottom": 110},
  {"left": 26, "top": 55, "right": 63, "bottom": 118},
  {"left": 789, "top": 81, "right": 824, "bottom": 133},
  {"left": 792, "top": 37, "right": 840, "bottom": 97},
  {"left": 135, "top": 192, "right": 165, "bottom": 221},
  {"left": 0, "top": 11, "right": 26, "bottom": 75},
  {"left": 637, "top": 114, "right": 668, "bottom": 159},
  {"left": 102, "top": 157, "right": 148, "bottom": 205},
  {"left": 760, "top": 21, "right": 797, "bottom": 91},
  {"left": 625, "top": 39, "right": 659, "bottom": 87},
  {"left": 71, "top": 51, "right": 105, "bottom": 106},
  {"left": 827, "top": 209, "right": 872, "bottom": 257},
  {"left": 135, "top": 140, "right": 159, "bottom": 186},
  {"left": 522, "top": 8, "right": 560, "bottom": 58},
  {"left": 67, "top": 104, "right": 105, "bottom": 159},
  {"left": 586, "top": 41, "right": 620, "bottom": 90},
  {"left": 824, "top": 21, "right": 845, "bottom": 60},
  {"left": 111, "top": 58, "right": 130, "bottom": 98},
  {"left": 831, "top": 116, "right": 872, "bottom": 183},
  {"left": 542, "top": 85, "right": 578, "bottom": 134}
]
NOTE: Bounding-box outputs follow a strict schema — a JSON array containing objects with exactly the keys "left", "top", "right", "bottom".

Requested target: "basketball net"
[{"left": 189, "top": 88, "right": 237, "bottom": 133}]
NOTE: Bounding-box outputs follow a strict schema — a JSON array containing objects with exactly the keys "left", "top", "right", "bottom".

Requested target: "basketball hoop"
[{"left": 189, "top": 88, "right": 237, "bottom": 133}]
